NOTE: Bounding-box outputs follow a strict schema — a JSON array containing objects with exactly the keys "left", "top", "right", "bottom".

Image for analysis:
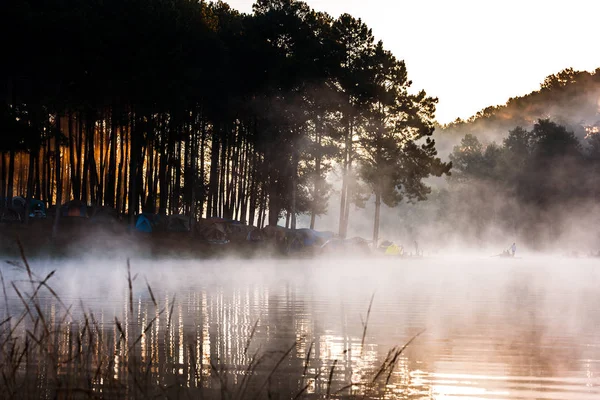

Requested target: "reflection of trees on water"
[
  {"left": 7, "top": 261, "right": 600, "bottom": 399},
  {"left": 50, "top": 280, "right": 430, "bottom": 398},
  {"left": 22, "top": 266, "right": 600, "bottom": 399}
]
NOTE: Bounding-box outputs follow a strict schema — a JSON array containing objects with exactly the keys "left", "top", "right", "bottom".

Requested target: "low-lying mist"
[{"left": 3, "top": 254, "right": 600, "bottom": 398}]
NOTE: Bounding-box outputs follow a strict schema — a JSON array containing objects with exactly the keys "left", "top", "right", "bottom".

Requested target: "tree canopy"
[{"left": 1, "top": 0, "right": 447, "bottom": 240}]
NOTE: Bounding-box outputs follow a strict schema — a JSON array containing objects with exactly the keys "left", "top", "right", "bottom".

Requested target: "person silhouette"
[{"left": 511, "top": 242, "right": 516, "bottom": 257}]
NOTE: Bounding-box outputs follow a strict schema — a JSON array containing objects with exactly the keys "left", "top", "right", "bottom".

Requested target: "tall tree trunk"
[
  {"left": 338, "top": 137, "right": 349, "bottom": 237},
  {"left": 290, "top": 144, "right": 299, "bottom": 230},
  {"left": 7, "top": 150, "right": 15, "bottom": 205},
  {"left": 239, "top": 139, "right": 250, "bottom": 224},
  {"left": 122, "top": 124, "right": 129, "bottom": 216},
  {"left": 45, "top": 136, "right": 52, "bottom": 204},
  {"left": 35, "top": 152, "right": 41, "bottom": 200},
  {"left": 189, "top": 122, "right": 196, "bottom": 232},
  {"left": 247, "top": 152, "right": 258, "bottom": 227},
  {"left": 158, "top": 119, "right": 169, "bottom": 215},
  {"left": 207, "top": 125, "right": 220, "bottom": 218},
  {"left": 116, "top": 126, "right": 125, "bottom": 215},
  {"left": 218, "top": 129, "right": 228, "bottom": 218},
  {"left": 1, "top": 152, "right": 6, "bottom": 207},
  {"left": 174, "top": 132, "right": 182, "bottom": 214},
  {"left": 98, "top": 118, "right": 108, "bottom": 205},
  {"left": 199, "top": 113, "right": 206, "bottom": 218},
  {"left": 78, "top": 115, "right": 86, "bottom": 203},
  {"left": 343, "top": 162, "right": 352, "bottom": 236},
  {"left": 24, "top": 151, "right": 36, "bottom": 223},
  {"left": 310, "top": 120, "right": 322, "bottom": 229},
  {"left": 145, "top": 134, "right": 154, "bottom": 213},
  {"left": 105, "top": 111, "right": 117, "bottom": 208},
  {"left": 18, "top": 153, "right": 25, "bottom": 196},
  {"left": 372, "top": 189, "right": 381, "bottom": 247},
  {"left": 68, "top": 115, "right": 79, "bottom": 201},
  {"left": 87, "top": 117, "right": 99, "bottom": 205},
  {"left": 52, "top": 115, "right": 62, "bottom": 237},
  {"left": 128, "top": 113, "right": 138, "bottom": 226},
  {"left": 268, "top": 171, "right": 279, "bottom": 226},
  {"left": 139, "top": 140, "right": 147, "bottom": 211}
]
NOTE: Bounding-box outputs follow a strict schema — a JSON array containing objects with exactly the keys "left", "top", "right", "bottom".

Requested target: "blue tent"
[
  {"left": 135, "top": 214, "right": 154, "bottom": 233},
  {"left": 29, "top": 199, "right": 46, "bottom": 217},
  {"left": 296, "top": 229, "right": 334, "bottom": 246}
]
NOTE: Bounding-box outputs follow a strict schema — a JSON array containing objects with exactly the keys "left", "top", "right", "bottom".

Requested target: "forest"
[
  {"left": 0, "top": 0, "right": 449, "bottom": 245},
  {"left": 3, "top": 0, "right": 600, "bottom": 250},
  {"left": 440, "top": 119, "right": 600, "bottom": 249}
]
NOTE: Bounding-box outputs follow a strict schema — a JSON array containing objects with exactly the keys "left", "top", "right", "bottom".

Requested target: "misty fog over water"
[{"left": 4, "top": 256, "right": 600, "bottom": 399}]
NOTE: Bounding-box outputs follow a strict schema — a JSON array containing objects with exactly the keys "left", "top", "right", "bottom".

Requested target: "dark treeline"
[
  {"left": 0, "top": 0, "right": 448, "bottom": 243},
  {"left": 440, "top": 68, "right": 600, "bottom": 142},
  {"left": 442, "top": 119, "right": 600, "bottom": 248}
]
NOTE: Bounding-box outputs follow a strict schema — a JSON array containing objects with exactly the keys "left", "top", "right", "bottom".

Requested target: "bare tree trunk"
[
  {"left": 338, "top": 132, "right": 349, "bottom": 237},
  {"left": 199, "top": 113, "right": 206, "bottom": 218},
  {"left": 122, "top": 124, "right": 129, "bottom": 216},
  {"left": 310, "top": 120, "right": 322, "bottom": 229},
  {"left": 158, "top": 118, "right": 168, "bottom": 215},
  {"left": 174, "top": 130, "right": 182, "bottom": 214},
  {"left": 45, "top": 136, "right": 52, "bottom": 204},
  {"left": 290, "top": 145, "right": 298, "bottom": 230},
  {"left": 68, "top": 114, "right": 79, "bottom": 201},
  {"left": 24, "top": 151, "right": 36, "bottom": 223},
  {"left": 116, "top": 126, "right": 125, "bottom": 215},
  {"left": 343, "top": 162, "right": 352, "bottom": 235},
  {"left": 372, "top": 189, "right": 381, "bottom": 248},
  {"left": 34, "top": 151, "right": 41, "bottom": 200},
  {"left": 1, "top": 152, "right": 6, "bottom": 206},
  {"left": 80, "top": 116, "right": 88, "bottom": 203},
  {"left": 268, "top": 172, "right": 279, "bottom": 226},
  {"left": 219, "top": 129, "right": 228, "bottom": 218},
  {"left": 7, "top": 150, "right": 15, "bottom": 204},
  {"left": 207, "top": 125, "right": 220, "bottom": 218},
  {"left": 105, "top": 110, "right": 117, "bottom": 208},
  {"left": 87, "top": 117, "right": 99, "bottom": 205},
  {"left": 52, "top": 115, "right": 62, "bottom": 237},
  {"left": 248, "top": 153, "right": 258, "bottom": 227},
  {"left": 128, "top": 112, "right": 138, "bottom": 226}
]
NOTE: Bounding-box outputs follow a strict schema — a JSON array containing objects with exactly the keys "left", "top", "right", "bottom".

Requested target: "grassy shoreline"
[{"left": 0, "top": 219, "right": 280, "bottom": 260}]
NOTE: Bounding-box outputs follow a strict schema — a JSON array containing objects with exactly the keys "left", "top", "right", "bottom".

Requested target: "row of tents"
[
  {"left": 1, "top": 196, "right": 378, "bottom": 254},
  {"left": 1, "top": 196, "right": 47, "bottom": 222},
  {"left": 133, "top": 215, "right": 372, "bottom": 253},
  {"left": 136, "top": 215, "right": 262, "bottom": 244}
]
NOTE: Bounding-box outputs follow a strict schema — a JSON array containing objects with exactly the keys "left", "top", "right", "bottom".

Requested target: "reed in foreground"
[{"left": 0, "top": 244, "right": 425, "bottom": 399}]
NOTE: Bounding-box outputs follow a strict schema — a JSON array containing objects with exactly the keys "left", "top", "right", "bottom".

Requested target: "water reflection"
[{"left": 4, "top": 257, "right": 600, "bottom": 398}]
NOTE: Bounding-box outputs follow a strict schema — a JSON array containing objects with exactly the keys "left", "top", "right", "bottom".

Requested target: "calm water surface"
[{"left": 5, "top": 255, "right": 600, "bottom": 399}]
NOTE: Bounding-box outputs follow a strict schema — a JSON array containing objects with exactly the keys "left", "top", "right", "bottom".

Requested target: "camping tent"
[
  {"left": 29, "top": 199, "right": 46, "bottom": 217},
  {"left": 379, "top": 240, "right": 403, "bottom": 256},
  {"left": 11, "top": 196, "right": 26, "bottom": 209},
  {"left": 135, "top": 214, "right": 155, "bottom": 233},
  {"left": 320, "top": 236, "right": 371, "bottom": 254},
  {"left": 166, "top": 215, "right": 192, "bottom": 232},
  {"left": 261, "top": 225, "right": 288, "bottom": 242},
  {"left": 61, "top": 200, "right": 88, "bottom": 217},
  {"left": 7, "top": 197, "right": 46, "bottom": 218},
  {"left": 197, "top": 220, "right": 228, "bottom": 242},
  {"left": 246, "top": 228, "right": 262, "bottom": 242},
  {"left": 294, "top": 229, "right": 334, "bottom": 247}
]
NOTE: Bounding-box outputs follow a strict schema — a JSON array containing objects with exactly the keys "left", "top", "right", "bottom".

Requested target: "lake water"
[{"left": 3, "top": 255, "right": 600, "bottom": 399}]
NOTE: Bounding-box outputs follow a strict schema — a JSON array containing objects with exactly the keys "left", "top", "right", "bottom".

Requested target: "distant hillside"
[{"left": 435, "top": 68, "right": 600, "bottom": 155}]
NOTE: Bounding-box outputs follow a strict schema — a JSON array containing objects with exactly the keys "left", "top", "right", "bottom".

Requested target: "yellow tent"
[{"left": 384, "top": 243, "right": 403, "bottom": 256}]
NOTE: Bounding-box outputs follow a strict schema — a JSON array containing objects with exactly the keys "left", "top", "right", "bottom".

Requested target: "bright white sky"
[{"left": 226, "top": 0, "right": 600, "bottom": 124}]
